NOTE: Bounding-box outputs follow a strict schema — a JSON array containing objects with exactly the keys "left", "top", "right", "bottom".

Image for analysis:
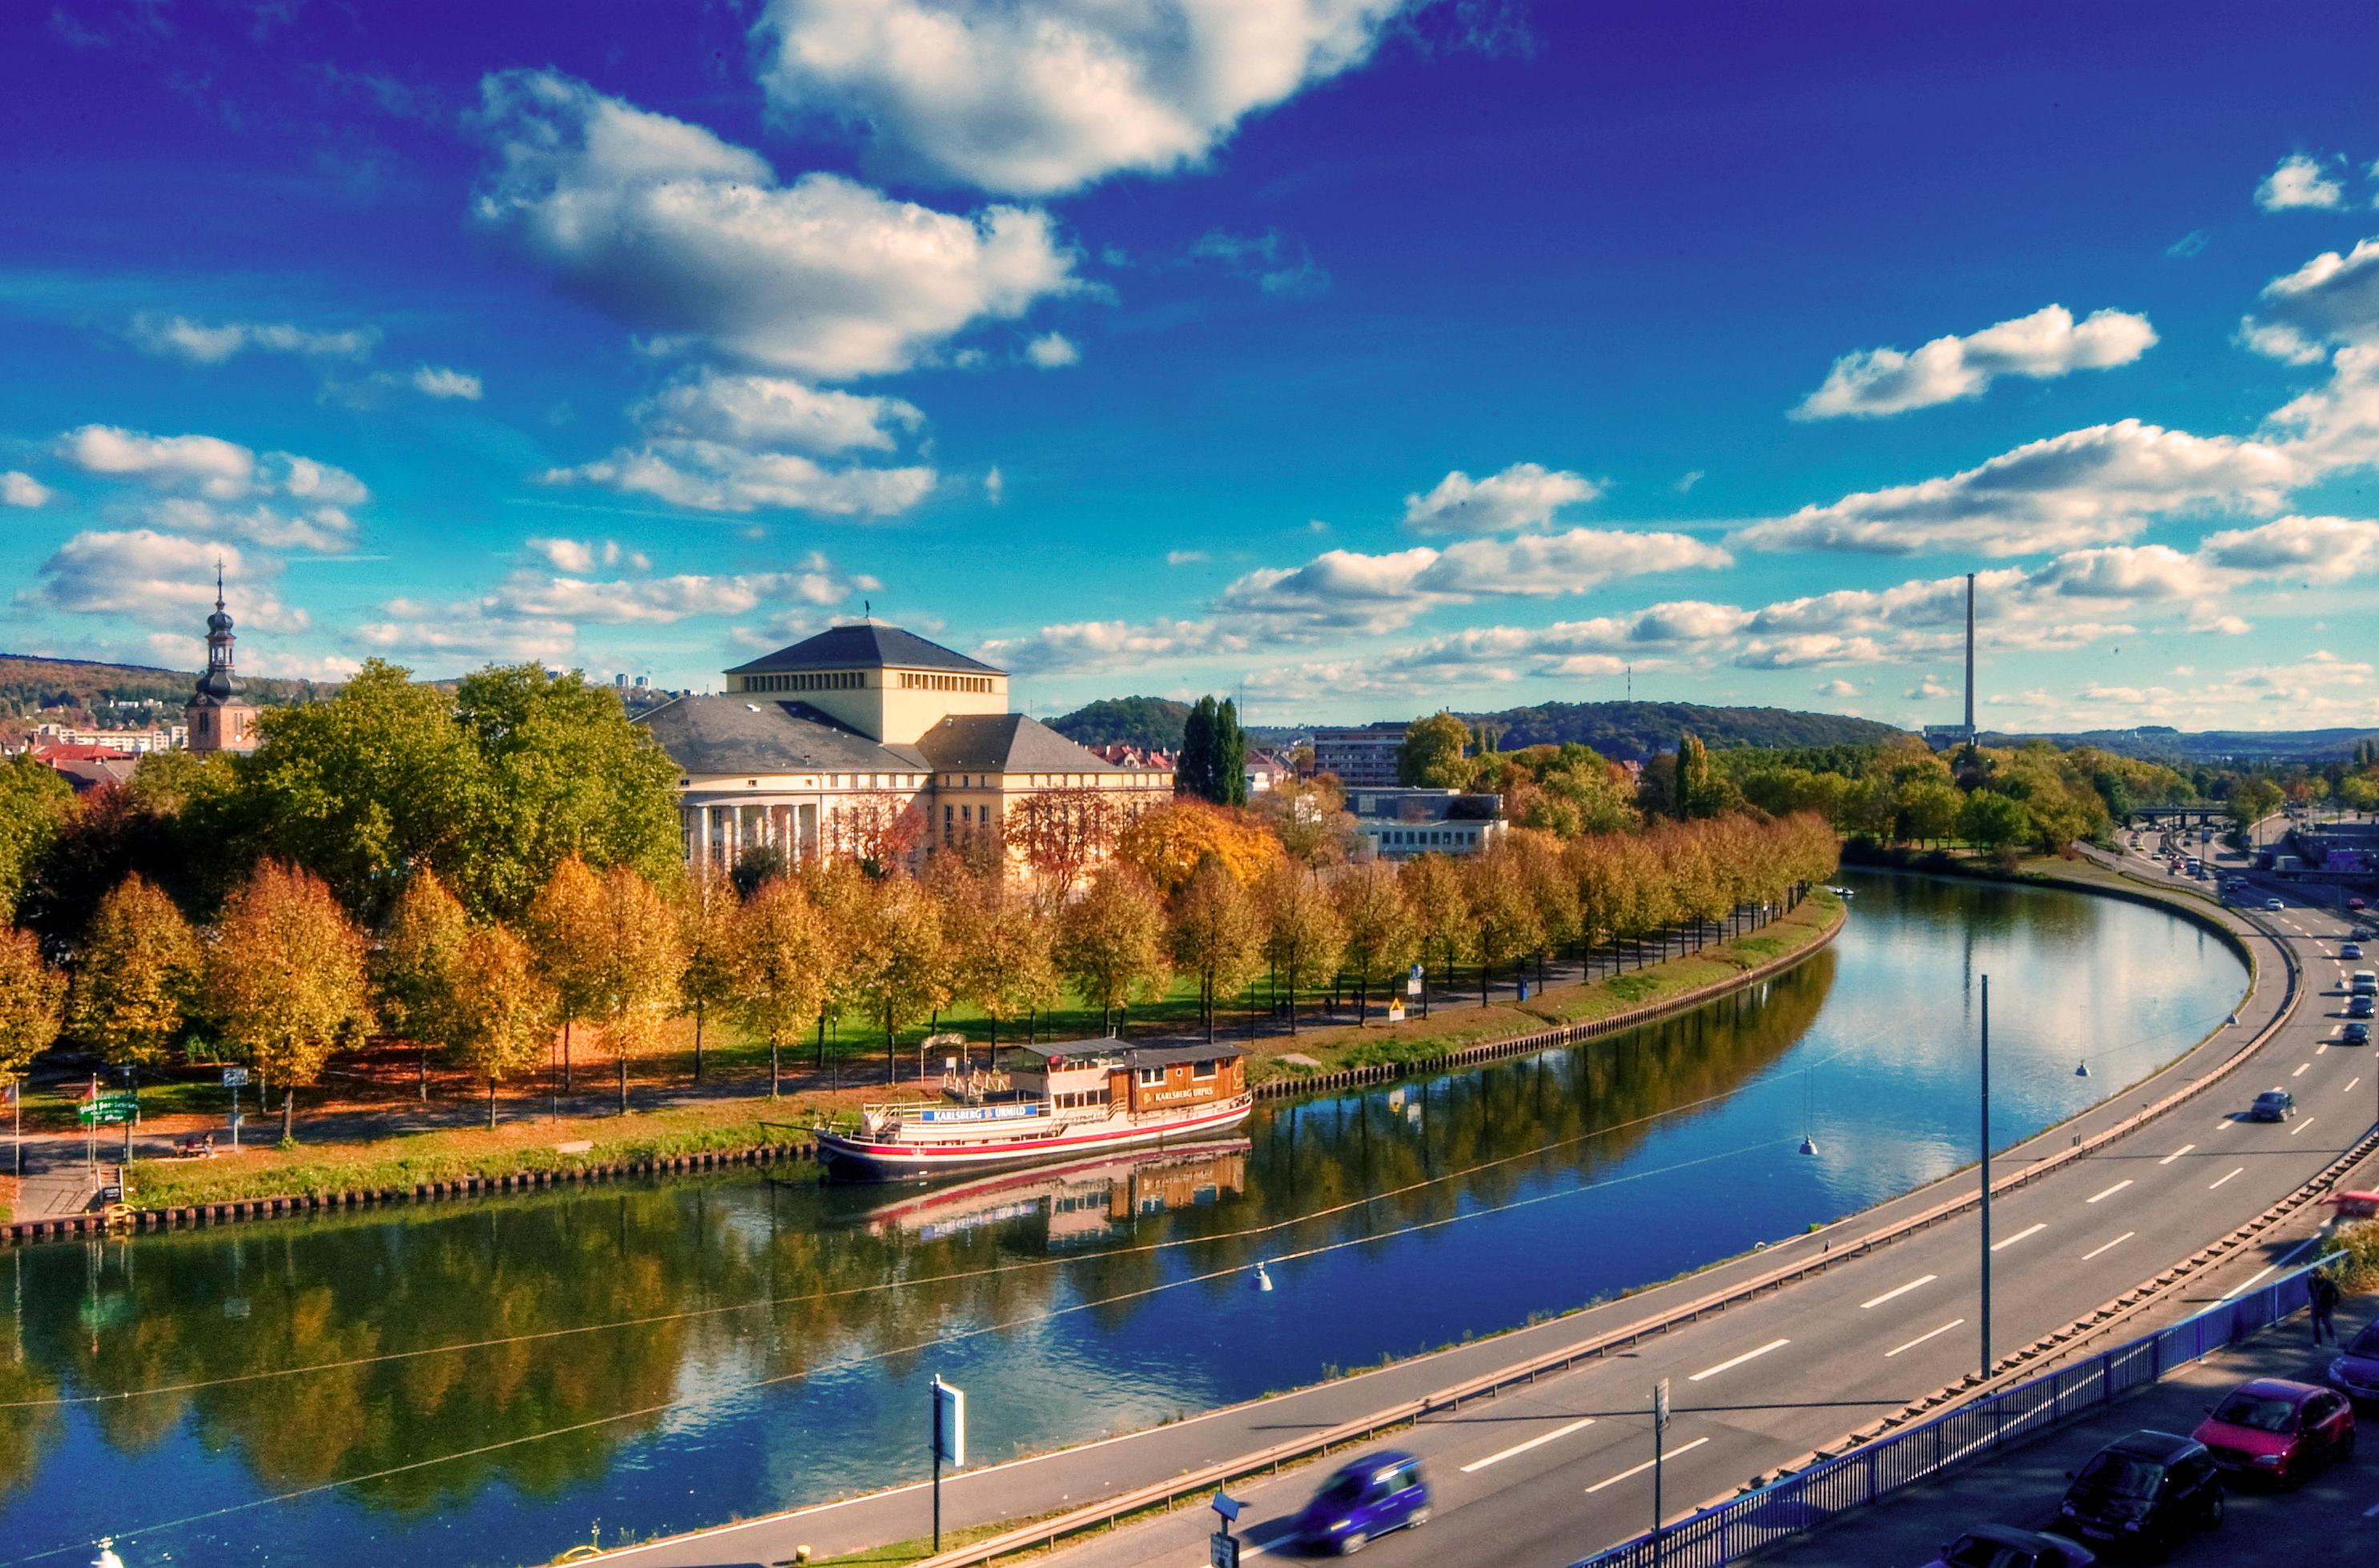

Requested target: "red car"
[{"left": 2191, "top": 1377, "right": 2355, "bottom": 1487}]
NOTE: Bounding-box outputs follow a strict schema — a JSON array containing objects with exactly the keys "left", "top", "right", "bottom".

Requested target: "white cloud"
[
  {"left": 2202, "top": 513, "right": 2379, "bottom": 575},
  {"left": 2, "top": 471, "right": 51, "bottom": 507},
  {"left": 129, "top": 314, "right": 379, "bottom": 364},
  {"left": 147, "top": 497, "right": 359, "bottom": 554},
  {"left": 632, "top": 371, "right": 923, "bottom": 454},
  {"left": 1905, "top": 677, "right": 1952, "bottom": 700},
  {"left": 976, "top": 617, "right": 1247, "bottom": 673},
  {"left": 753, "top": 0, "right": 1407, "bottom": 195},
  {"left": 1791, "top": 304, "right": 2157, "bottom": 420},
  {"left": 1189, "top": 230, "right": 1331, "bottom": 296},
  {"left": 469, "top": 70, "right": 1077, "bottom": 379},
  {"left": 1673, "top": 470, "right": 1705, "bottom": 493},
  {"left": 525, "top": 537, "right": 627, "bottom": 573},
  {"left": 1165, "top": 549, "right": 1209, "bottom": 566},
  {"left": 412, "top": 365, "right": 484, "bottom": 400},
  {"left": 357, "top": 603, "right": 578, "bottom": 667},
  {"left": 1024, "top": 330, "right": 1080, "bottom": 368},
  {"left": 2255, "top": 154, "right": 2344, "bottom": 212},
  {"left": 983, "top": 466, "right": 1004, "bottom": 504},
  {"left": 1734, "top": 633, "right": 1891, "bottom": 670},
  {"left": 27, "top": 530, "right": 305, "bottom": 631},
  {"left": 1402, "top": 462, "right": 1604, "bottom": 534},
  {"left": 1733, "top": 419, "right": 2298, "bottom": 557},
  {"left": 2256, "top": 237, "right": 2379, "bottom": 348},
  {"left": 541, "top": 440, "right": 936, "bottom": 517},
  {"left": 1815, "top": 677, "right": 1860, "bottom": 698},
  {"left": 490, "top": 559, "right": 877, "bottom": 625},
  {"left": 54, "top": 426, "right": 368, "bottom": 507},
  {"left": 2235, "top": 317, "right": 2327, "bottom": 365}
]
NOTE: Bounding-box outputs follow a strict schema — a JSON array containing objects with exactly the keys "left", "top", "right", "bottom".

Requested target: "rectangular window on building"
[
  {"left": 1137, "top": 1067, "right": 1165, "bottom": 1087},
  {"left": 1192, "top": 1059, "right": 1217, "bottom": 1080}
]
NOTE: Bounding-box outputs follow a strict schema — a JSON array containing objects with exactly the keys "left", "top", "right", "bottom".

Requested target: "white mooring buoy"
[
  {"left": 1252, "top": 1261, "right": 1274, "bottom": 1293},
  {"left": 2075, "top": 1059, "right": 2091, "bottom": 1077},
  {"left": 1797, "top": 1135, "right": 1818, "bottom": 1156}
]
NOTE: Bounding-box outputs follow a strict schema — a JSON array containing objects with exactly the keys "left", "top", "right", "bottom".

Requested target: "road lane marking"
[
  {"left": 1991, "top": 1222, "right": 2047, "bottom": 1252},
  {"left": 1586, "top": 1437, "right": 1709, "bottom": 1493},
  {"left": 2083, "top": 1232, "right": 2135, "bottom": 1261},
  {"left": 2223, "top": 1237, "right": 2325, "bottom": 1301},
  {"left": 2346, "top": 1078, "right": 2363, "bottom": 1096},
  {"left": 1861, "top": 1275, "right": 1936, "bottom": 1309},
  {"left": 2213, "top": 1118, "right": 2236, "bottom": 1131},
  {"left": 2294, "top": 1063, "right": 2312, "bottom": 1077},
  {"left": 2209, "top": 1167, "right": 2246, "bottom": 1190},
  {"left": 1885, "top": 1318, "right": 1966, "bottom": 1358},
  {"left": 2086, "top": 1180, "right": 2132, "bottom": 1204},
  {"left": 2159, "top": 1144, "right": 2196, "bottom": 1165},
  {"left": 2292, "top": 1116, "right": 2317, "bottom": 1136},
  {"left": 1460, "top": 1417, "right": 1596, "bottom": 1474},
  {"left": 1689, "top": 1338, "right": 1790, "bottom": 1382}
]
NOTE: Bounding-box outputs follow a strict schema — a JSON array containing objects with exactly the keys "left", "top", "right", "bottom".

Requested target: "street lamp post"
[{"left": 1979, "top": 973, "right": 1992, "bottom": 1381}]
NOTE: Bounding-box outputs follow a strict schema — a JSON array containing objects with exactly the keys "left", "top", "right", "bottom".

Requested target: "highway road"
[{"left": 1005, "top": 889, "right": 2369, "bottom": 1568}]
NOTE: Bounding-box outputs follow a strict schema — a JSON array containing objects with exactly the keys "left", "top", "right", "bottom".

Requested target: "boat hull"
[{"left": 816, "top": 1097, "right": 1254, "bottom": 1181}]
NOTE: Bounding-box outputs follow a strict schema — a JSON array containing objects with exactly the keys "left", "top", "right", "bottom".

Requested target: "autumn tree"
[
  {"left": 591, "top": 866, "right": 685, "bottom": 1113},
  {"left": 1008, "top": 786, "right": 1120, "bottom": 907},
  {"left": 0, "top": 927, "right": 64, "bottom": 1086},
  {"left": 1462, "top": 846, "right": 1544, "bottom": 1006},
  {"left": 1257, "top": 863, "right": 1346, "bottom": 1034},
  {"left": 206, "top": 862, "right": 372, "bottom": 1140},
  {"left": 1170, "top": 858, "right": 1263, "bottom": 1041},
  {"left": 526, "top": 856, "right": 608, "bottom": 1093},
  {"left": 1400, "top": 852, "right": 1469, "bottom": 1018},
  {"left": 1334, "top": 859, "right": 1418, "bottom": 1024},
  {"left": 847, "top": 873, "right": 948, "bottom": 1083},
  {"left": 65, "top": 874, "right": 199, "bottom": 1072},
  {"left": 449, "top": 923, "right": 553, "bottom": 1128},
  {"left": 373, "top": 869, "right": 470, "bottom": 1100},
  {"left": 1116, "top": 798, "right": 1282, "bottom": 893},
  {"left": 931, "top": 853, "right": 1058, "bottom": 1055},
  {"left": 733, "top": 875, "right": 835, "bottom": 1097},
  {"left": 674, "top": 868, "right": 739, "bottom": 1083},
  {"left": 1057, "top": 863, "right": 1173, "bottom": 1035},
  {"left": 1254, "top": 774, "right": 1357, "bottom": 866}
]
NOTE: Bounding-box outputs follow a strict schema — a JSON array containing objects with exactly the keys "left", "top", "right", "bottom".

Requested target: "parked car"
[
  {"left": 2266, "top": 898, "right": 2287, "bottom": 911},
  {"left": 2346, "top": 1023, "right": 2373, "bottom": 1046},
  {"left": 2191, "top": 1377, "right": 2354, "bottom": 1488},
  {"left": 1292, "top": 1451, "right": 1428, "bottom": 1554},
  {"left": 2329, "top": 1318, "right": 2379, "bottom": 1405},
  {"left": 2057, "top": 1432, "right": 2224, "bottom": 1555},
  {"left": 1922, "top": 1524, "right": 2098, "bottom": 1567},
  {"left": 2249, "top": 1088, "right": 2296, "bottom": 1122}
]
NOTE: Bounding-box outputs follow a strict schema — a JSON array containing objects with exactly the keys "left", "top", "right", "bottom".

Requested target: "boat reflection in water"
[{"left": 863, "top": 1140, "right": 1253, "bottom": 1248}]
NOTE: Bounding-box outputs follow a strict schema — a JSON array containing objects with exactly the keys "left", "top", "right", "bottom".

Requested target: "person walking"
[{"left": 2309, "top": 1267, "right": 2341, "bottom": 1346}]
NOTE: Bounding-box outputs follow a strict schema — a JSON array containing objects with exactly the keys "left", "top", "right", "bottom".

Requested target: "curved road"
[{"left": 590, "top": 860, "right": 2368, "bottom": 1568}]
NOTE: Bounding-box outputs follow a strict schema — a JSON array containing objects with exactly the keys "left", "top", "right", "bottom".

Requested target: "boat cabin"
[{"left": 1000, "top": 1039, "right": 1247, "bottom": 1116}]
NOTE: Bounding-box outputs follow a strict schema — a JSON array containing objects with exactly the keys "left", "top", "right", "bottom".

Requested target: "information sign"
[
  {"left": 220, "top": 1067, "right": 249, "bottom": 1088},
  {"left": 1210, "top": 1531, "right": 1240, "bottom": 1568},
  {"left": 930, "top": 1376, "right": 966, "bottom": 1468}
]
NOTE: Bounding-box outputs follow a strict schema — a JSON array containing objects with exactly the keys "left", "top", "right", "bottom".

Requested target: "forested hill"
[
  {"left": 0, "top": 653, "right": 332, "bottom": 721},
  {"left": 1464, "top": 700, "right": 1906, "bottom": 758},
  {"left": 1048, "top": 695, "right": 1194, "bottom": 750}
]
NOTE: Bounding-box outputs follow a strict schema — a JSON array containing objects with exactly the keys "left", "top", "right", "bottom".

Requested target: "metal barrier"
[{"left": 1568, "top": 1261, "right": 2324, "bottom": 1568}]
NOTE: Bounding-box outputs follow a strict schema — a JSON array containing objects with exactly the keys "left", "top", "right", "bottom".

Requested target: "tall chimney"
[{"left": 1963, "top": 571, "right": 1976, "bottom": 732}]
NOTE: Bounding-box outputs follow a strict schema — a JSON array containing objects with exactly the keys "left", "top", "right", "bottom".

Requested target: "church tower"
[{"left": 186, "top": 566, "right": 260, "bottom": 755}]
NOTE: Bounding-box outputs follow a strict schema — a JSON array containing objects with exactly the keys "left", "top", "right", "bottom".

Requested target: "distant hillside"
[
  {"left": 1049, "top": 696, "right": 1194, "bottom": 750},
  {"left": 1981, "top": 726, "right": 2379, "bottom": 763},
  {"left": 0, "top": 653, "right": 333, "bottom": 722},
  {"left": 1463, "top": 700, "right": 1906, "bottom": 758}
]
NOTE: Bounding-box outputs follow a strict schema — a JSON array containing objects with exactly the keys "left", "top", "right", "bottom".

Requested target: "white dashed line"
[
  {"left": 1991, "top": 1223, "right": 2047, "bottom": 1252},
  {"left": 2159, "top": 1144, "right": 2195, "bottom": 1166},
  {"left": 2086, "top": 1180, "right": 2132, "bottom": 1204},
  {"left": 1885, "top": 1319, "right": 1966, "bottom": 1358},
  {"left": 1860, "top": 1275, "right": 1936, "bottom": 1310},
  {"left": 1689, "top": 1338, "right": 1790, "bottom": 1382},
  {"left": 2294, "top": 1063, "right": 2312, "bottom": 1077},
  {"left": 2292, "top": 1116, "right": 2317, "bottom": 1136},
  {"left": 1586, "top": 1437, "right": 1708, "bottom": 1493},
  {"left": 1461, "top": 1416, "right": 1596, "bottom": 1474},
  {"left": 2083, "top": 1232, "right": 2134, "bottom": 1261},
  {"left": 2209, "top": 1168, "right": 2246, "bottom": 1190},
  {"left": 2345, "top": 1078, "right": 2362, "bottom": 1096}
]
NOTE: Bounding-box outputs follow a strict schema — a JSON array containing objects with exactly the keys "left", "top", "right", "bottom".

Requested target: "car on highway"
[
  {"left": 1921, "top": 1523, "right": 2098, "bottom": 1567},
  {"left": 2055, "top": 1430, "right": 2224, "bottom": 1555},
  {"left": 2264, "top": 896, "right": 2287, "bottom": 911},
  {"left": 2189, "top": 1377, "right": 2355, "bottom": 1488},
  {"left": 2249, "top": 1088, "right": 2296, "bottom": 1122},
  {"left": 2351, "top": 896, "right": 2369, "bottom": 911},
  {"left": 1291, "top": 1450, "right": 1428, "bottom": 1554},
  {"left": 2350, "top": 997, "right": 2376, "bottom": 1020},
  {"left": 2345, "top": 942, "right": 2366, "bottom": 960},
  {"left": 2328, "top": 1318, "right": 2379, "bottom": 1405},
  {"left": 2345, "top": 1023, "right": 2373, "bottom": 1046}
]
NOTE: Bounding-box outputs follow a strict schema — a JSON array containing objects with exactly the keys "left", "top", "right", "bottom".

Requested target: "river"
[{"left": 0, "top": 870, "right": 2248, "bottom": 1566}]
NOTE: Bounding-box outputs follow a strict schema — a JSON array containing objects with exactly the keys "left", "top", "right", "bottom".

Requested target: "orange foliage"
[{"left": 1114, "top": 799, "right": 1283, "bottom": 894}]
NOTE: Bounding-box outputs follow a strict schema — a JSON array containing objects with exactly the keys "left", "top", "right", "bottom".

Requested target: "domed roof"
[{"left": 207, "top": 605, "right": 234, "bottom": 634}]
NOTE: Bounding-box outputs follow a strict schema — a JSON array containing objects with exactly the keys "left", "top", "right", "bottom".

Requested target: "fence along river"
[{"left": 0, "top": 869, "right": 2248, "bottom": 1566}]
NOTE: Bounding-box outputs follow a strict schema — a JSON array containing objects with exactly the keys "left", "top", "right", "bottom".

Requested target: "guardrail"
[{"left": 1567, "top": 1258, "right": 2329, "bottom": 1568}]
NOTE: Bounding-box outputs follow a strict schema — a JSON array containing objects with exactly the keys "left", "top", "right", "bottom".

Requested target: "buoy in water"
[
  {"left": 2075, "top": 1059, "right": 2091, "bottom": 1077},
  {"left": 1252, "top": 1261, "right": 1274, "bottom": 1293},
  {"left": 1798, "top": 1136, "right": 1818, "bottom": 1156}
]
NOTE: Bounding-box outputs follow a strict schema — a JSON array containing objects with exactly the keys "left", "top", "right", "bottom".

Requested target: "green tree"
[
  {"left": 1169, "top": 857, "right": 1263, "bottom": 1041},
  {"left": 0, "top": 927, "right": 65, "bottom": 1086},
  {"left": 1898, "top": 778, "right": 1963, "bottom": 846},
  {"left": 1214, "top": 698, "right": 1249, "bottom": 807},
  {"left": 0, "top": 756, "right": 74, "bottom": 923},
  {"left": 1676, "top": 732, "right": 1714, "bottom": 820},
  {"left": 1397, "top": 713, "right": 1471, "bottom": 788},
  {"left": 65, "top": 874, "right": 199, "bottom": 1071},
  {"left": 449, "top": 923, "right": 553, "bottom": 1128},
  {"left": 1057, "top": 863, "right": 1172, "bottom": 1035},
  {"left": 1177, "top": 696, "right": 1218, "bottom": 802},
  {"left": 1334, "top": 859, "right": 1418, "bottom": 1024},
  {"left": 206, "top": 862, "right": 372, "bottom": 1140},
  {"left": 372, "top": 870, "right": 470, "bottom": 1100},
  {"left": 1958, "top": 790, "right": 2035, "bottom": 863},
  {"left": 732, "top": 875, "right": 835, "bottom": 1097}
]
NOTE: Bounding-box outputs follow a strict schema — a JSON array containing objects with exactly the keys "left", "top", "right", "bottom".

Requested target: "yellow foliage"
[{"left": 1115, "top": 799, "right": 1283, "bottom": 894}]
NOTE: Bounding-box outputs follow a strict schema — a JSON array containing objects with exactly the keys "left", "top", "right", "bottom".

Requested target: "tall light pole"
[{"left": 1979, "top": 973, "right": 1992, "bottom": 1379}]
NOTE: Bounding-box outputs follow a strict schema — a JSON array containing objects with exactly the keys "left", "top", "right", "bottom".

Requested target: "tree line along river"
[{"left": 0, "top": 869, "right": 2248, "bottom": 1567}]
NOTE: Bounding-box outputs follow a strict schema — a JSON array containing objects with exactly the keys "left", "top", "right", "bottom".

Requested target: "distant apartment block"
[
  {"left": 1311, "top": 726, "right": 1405, "bottom": 787},
  {"left": 1346, "top": 787, "right": 1507, "bottom": 859}
]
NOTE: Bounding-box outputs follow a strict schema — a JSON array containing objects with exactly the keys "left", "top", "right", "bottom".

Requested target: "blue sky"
[{"left": 6, "top": 1, "right": 2379, "bottom": 732}]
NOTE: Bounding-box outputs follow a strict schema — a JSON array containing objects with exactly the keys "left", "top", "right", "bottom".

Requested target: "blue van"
[{"left": 1292, "top": 1450, "right": 1430, "bottom": 1554}]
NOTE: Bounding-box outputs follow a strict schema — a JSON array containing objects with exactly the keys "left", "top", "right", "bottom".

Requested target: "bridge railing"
[{"left": 1566, "top": 1261, "right": 2321, "bottom": 1568}]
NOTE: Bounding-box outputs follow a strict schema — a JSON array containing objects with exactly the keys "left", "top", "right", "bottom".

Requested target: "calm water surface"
[{"left": 0, "top": 870, "right": 2247, "bottom": 1566}]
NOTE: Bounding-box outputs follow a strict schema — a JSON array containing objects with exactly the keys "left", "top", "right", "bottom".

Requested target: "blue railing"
[{"left": 1568, "top": 1262, "right": 2322, "bottom": 1568}]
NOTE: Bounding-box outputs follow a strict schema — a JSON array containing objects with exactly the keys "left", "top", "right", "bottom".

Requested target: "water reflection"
[{"left": 0, "top": 870, "right": 2248, "bottom": 1567}]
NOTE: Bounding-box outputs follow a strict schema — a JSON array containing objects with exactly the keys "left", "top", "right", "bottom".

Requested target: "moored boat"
[{"left": 816, "top": 1039, "right": 1254, "bottom": 1180}]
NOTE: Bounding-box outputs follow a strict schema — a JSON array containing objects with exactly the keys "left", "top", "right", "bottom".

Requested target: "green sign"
[{"left": 78, "top": 1095, "right": 136, "bottom": 1124}]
